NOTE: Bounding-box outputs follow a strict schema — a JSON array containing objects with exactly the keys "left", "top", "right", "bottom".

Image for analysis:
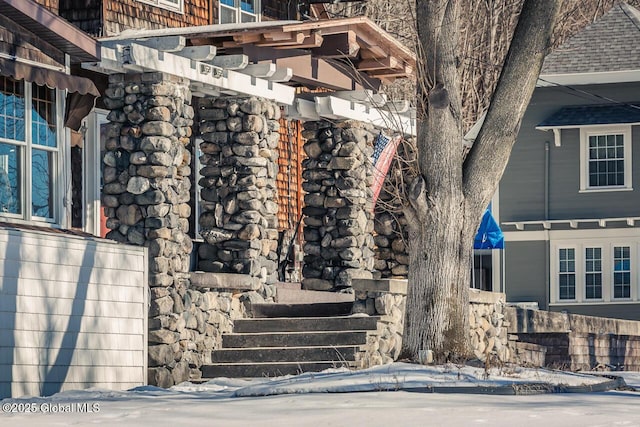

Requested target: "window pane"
[
  {"left": 241, "top": 0, "right": 255, "bottom": 12},
  {"left": 32, "top": 148, "right": 53, "bottom": 218},
  {"left": 221, "top": 0, "right": 234, "bottom": 5},
  {"left": 0, "top": 142, "right": 20, "bottom": 214},
  {"left": 587, "top": 132, "right": 625, "bottom": 187},
  {"left": 613, "top": 246, "right": 631, "bottom": 299},
  {"left": 559, "top": 248, "right": 575, "bottom": 300},
  {"left": 241, "top": 12, "right": 257, "bottom": 22},
  {"left": 585, "top": 247, "right": 602, "bottom": 300},
  {"left": 220, "top": 5, "right": 237, "bottom": 23},
  {"left": 32, "top": 84, "right": 57, "bottom": 147},
  {"left": 0, "top": 77, "right": 25, "bottom": 142}
]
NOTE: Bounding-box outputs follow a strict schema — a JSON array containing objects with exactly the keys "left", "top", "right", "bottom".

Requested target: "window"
[
  {"left": 585, "top": 247, "right": 602, "bottom": 299},
  {"left": 613, "top": 246, "right": 631, "bottom": 299},
  {"left": 551, "top": 239, "right": 639, "bottom": 304},
  {"left": 558, "top": 248, "right": 576, "bottom": 300},
  {"left": 220, "top": 0, "right": 260, "bottom": 24},
  {"left": 0, "top": 77, "right": 60, "bottom": 222},
  {"left": 580, "top": 126, "right": 632, "bottom": 192},
  {"left": 136, "top": 0, "right": 183, "bottom": 13}
]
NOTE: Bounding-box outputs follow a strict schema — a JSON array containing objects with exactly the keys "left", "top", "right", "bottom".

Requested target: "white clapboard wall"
[{"left": 0, "top": 227, "right": 147, "bottom": 398}]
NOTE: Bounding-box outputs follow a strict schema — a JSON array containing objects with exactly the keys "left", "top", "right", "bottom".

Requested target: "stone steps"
[
  {"left": 210, "top": 345, "right": 361, "bottom": 363},
  {"left": 222, "top": 330, "right": 369, "bottom": 348},
  {"left": 275, "top": 287, "right": 355, "bottom": 304},
  {"left": 202, "top": 361, "right": 350, "bottom": 378},
  {"left": 200, "top": 296, "right": 387, "bottom": 378},
  {"left": 250, "top": 302, "right": 354, "bottom": 318},
  {"left": 232, "top": 316, "right": 379, "bottom": 333}
]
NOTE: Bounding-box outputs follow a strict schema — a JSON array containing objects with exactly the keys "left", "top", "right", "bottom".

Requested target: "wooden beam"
[
  {"left": 243, "top": 45, "right": 380, "bottom": 92},
  {"left": 357, "top": 56, "right": 399, "bottom": 71},
  {"left": 241, "top": 63, "right": 277, "bottom": 78},
  {"left": 256, "top": 32, "right": 306, "bottom": 47},
  {"left": 208, "top": 54, "right": 249, "bottom": 70},
  {"left": 273, "top": 32, "right": 324, "bottom": 49},
  {"left": 105, "top": 36, "right": 186, "bottom": 52},
  {"left": 312, "top": 31, "right": 360, "bottom": 58},
  {"left": 176, "top": 45, "right": 217, "bottom": 61}
]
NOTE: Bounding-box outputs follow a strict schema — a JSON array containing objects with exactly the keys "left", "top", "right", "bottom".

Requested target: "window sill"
[
  {"left": 579, "top": 187, "right": 633, "bottom": 193},
  {"left": 550, "top": 300, "right": 640, "bottom": 306}
]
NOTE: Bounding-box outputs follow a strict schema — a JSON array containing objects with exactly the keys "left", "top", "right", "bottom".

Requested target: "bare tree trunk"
[{"left": 402, "top": 0, "right": 560, "bottom": 362}]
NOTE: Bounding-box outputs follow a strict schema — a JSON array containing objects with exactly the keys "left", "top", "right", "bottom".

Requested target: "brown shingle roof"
[{"left": 541, "top": 2, "right": 640, "bottom": 75}]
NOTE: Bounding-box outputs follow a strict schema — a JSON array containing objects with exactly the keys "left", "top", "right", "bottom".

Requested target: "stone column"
[
  {"left": 102, "top": 72, "right": 195, "bottom": 386},
  {"left": 196, "top": 96, "right": 281, "bottom": 288},
  {"left": 301, "top": 120, "right": 376, "bottom": 291}
]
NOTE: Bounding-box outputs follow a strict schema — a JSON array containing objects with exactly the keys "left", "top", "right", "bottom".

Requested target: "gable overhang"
[
  {"left": 0, "top": 0, "right": 99, "bottom": 64},
  {"left": 536, "top": 122, "right": 640, "bottom": 147},
  {"left": 537, "top": 70, "right": 640, "bottom": 87}
]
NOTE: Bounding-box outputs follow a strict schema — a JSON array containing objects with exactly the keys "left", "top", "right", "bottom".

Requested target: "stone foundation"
[
  {"left": 468, "top": 289, "right": 509, "bottom": 362},
  {"left": 147, "top": 272, "right": 260, "bottom": 387},
  {"left": 351, "top": 278, "right": 407, "bottom": 366},
  {"left": 301, "top": 120, "right": 377, "bottom": 291},
  {"left": 196, "top": 96, "right": 281, "bottom": 288}
]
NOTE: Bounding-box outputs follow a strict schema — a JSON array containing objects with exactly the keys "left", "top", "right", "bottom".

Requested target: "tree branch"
[{"left": 462, "top": 0, "right": 560, "bottom": 216}]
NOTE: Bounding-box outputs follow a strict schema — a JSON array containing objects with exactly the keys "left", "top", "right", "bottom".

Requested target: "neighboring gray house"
[{"left": 495, "top": 2, "right": 640, "bottom": 320}]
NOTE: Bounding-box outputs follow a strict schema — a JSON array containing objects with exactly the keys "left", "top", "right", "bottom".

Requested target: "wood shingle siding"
[
  {"left": 34, "top": 0, "right": 59, "bottom": 14},
  {"left": 59, "top": 0, "right": 104, "bottom": 37}
]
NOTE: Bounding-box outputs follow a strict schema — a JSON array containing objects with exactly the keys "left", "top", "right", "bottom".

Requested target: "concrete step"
[
  {"left": 202, "top": 361, "right": 352, "bottom": 378},
  {"left": 233, "top": 316, "right": 379, "bottom": 333},
  {"left": 274, "top": 282, "right": 302, "bottom": 290},
  {"left": 222, "top": 330, "right": 369, "bottom": 348},
  {"left": 275, "top": 287, "right": 355, "bottom": 304},
  {"left": 251, "top": 302, "right": 354, "bottom": 318},
  {"left": 211, "top": 345, "right": 360, "bottom": 363}
]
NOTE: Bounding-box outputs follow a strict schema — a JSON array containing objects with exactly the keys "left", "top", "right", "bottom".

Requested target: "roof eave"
[{"left": 0, "top": 0, "right": 99, "bottom": 63}]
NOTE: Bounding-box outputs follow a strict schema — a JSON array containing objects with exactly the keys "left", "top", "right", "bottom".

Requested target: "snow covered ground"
[{"left": 1, "top": 363, "right": 638, "bottom": 427}]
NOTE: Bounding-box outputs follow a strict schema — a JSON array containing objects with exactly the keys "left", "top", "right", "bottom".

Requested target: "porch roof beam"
[{"left": 85, "top": 43, "right": 296, "bottom": 105}]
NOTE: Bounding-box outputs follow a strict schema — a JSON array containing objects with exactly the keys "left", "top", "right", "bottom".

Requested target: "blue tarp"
[{"left": 474, "top": 208, "right": 504, "bottom": 250}]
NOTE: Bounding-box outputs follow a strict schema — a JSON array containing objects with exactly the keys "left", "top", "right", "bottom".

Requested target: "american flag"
[{"left": 371, "top": 133, "right": 402, "bottom": 206}]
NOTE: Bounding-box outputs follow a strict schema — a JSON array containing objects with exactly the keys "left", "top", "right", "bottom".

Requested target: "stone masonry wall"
[
  {"left": 102, "top": 72, "right": 201, "bottom": 386},
  {"left": 373, "top": 210, "right": 409, "bottom": 279},
  {"left": 468, "top": 289, "right": 510, "bottom": 363},
  {"left": 301, "top": 120, "right": 377, "bottom": 291},
  {"left": 102, "top": 72, "right": 193, "bottom": 285},
  {"left": 196, "top": 96, "right": 281, "bottom": 288},
  {"left": 351, "top": 279, "right": 407, "bottom": 367}
]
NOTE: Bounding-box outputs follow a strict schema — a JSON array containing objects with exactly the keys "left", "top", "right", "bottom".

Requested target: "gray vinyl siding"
[
  {"left": 500, "top": 82, "right": 640, "bottom": 222},
  {"left": 505, "top": 240, "right": 548, "bottom": 309},
  {"left": 551, "top": 304, "right": 640, "bottom": 321}
]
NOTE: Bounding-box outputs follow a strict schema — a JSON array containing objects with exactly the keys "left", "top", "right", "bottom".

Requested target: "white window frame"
[
  {"left": 0, "top": 79, "right": 65, "bottom": 225},
  {"left": 584, "top": 245, "right": 603, "bottom": 301},
  {"left": 550, "top": 237, "right": 639, "bottom": 304},
  {"left": 136, "top": 0, "right": 184, "bottom": 13},
  {"left": 219, "top": 0, "right": 261, "bottom": 24},
  {"left": 579, "top": 125, "right": 633, "bottom": 193},
  {"left": 556, "top": 246, "right": 578, "bottom": 302},
  {"left": 83, "top": 109, "right": 109, "bottom": 237},
  {"left": 611, "top": 243, "right": 633, "bottom": 301}
]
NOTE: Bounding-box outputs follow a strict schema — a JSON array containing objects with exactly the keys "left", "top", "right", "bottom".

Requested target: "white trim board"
[
  {"left": 289, "top": 96, "right": 416, "bottom": 136},
  {"left": 84, "top": 43, "right": 296, "bottom": 105},
  {"left": 504, "top": 227, "right": 640, "bottom": 242}
]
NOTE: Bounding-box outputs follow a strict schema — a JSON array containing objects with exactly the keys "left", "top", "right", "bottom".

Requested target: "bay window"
[{"left": 0, "top": 76, "right": 61, "bottom": 223}]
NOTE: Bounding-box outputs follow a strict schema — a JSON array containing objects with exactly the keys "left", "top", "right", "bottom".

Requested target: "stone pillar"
[
  {"left": 373, "top": 211, "right": 409, "bottom": 278},
  {"left": 196, "top": 96, "right": 281, "bottom": 288},
  {"left": 301, "top": 120, "right": 376, "bottom": 291},
  {"left": 102, "top": 72, "right": 195, "bottom": 386}
]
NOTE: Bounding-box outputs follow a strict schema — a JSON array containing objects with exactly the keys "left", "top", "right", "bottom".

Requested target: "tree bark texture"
[{"left": 402, "top": 0, "right": 560, "bottom": 361}]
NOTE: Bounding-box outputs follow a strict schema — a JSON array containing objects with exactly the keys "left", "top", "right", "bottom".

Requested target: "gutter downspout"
[{"left": 544, "top": 140, "right": 550, "bottom": 310}]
